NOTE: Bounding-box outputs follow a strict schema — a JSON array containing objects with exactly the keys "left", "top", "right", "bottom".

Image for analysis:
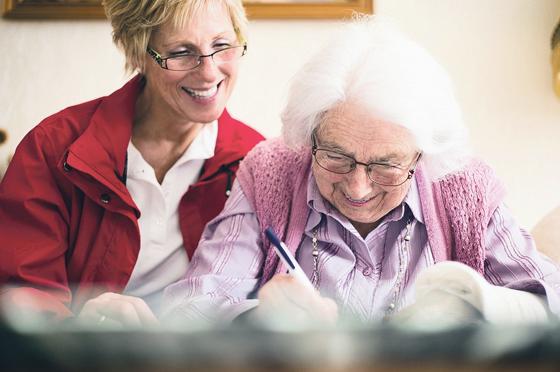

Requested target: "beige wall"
[{"left": 1, "top": 0, "right": 559, "bottom": 229}]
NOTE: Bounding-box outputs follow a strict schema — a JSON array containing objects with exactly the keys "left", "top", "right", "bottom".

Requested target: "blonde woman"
[{"left": 0, "top": 0, "right": 263, "bottom": 327}]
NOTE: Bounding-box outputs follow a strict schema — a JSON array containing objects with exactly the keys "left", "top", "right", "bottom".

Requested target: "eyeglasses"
[
  {"left": 147, "top": 44, "right": 247, "bottom": 71},
  {"left": 311, "top": 134, "right": 422, "bottom": 187}
]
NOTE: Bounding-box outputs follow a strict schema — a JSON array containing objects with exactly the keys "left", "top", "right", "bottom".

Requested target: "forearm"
[{"left": 0, "top": 287, "right": 73, "bottom": 323}]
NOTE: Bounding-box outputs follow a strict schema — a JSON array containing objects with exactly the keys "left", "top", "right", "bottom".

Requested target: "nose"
[
  {"left": 195, "top": 55, "right": 218, "bottom": 81},
  {"left": 345, "top": 165, "right": 374, "bottom": 199}
]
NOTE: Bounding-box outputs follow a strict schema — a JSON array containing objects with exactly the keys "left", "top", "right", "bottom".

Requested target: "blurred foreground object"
[
  {"left": 553, "top": 19, "right": 560, "bottom": 98},
  {"left": 391, "top": 262, "right": 550, "bottom": 331},
  {"left": 1, "top": 322, "right": 560, "bottom": 372},
  {"left": 532, "top": 206, "right": 560, "bottom": 264}
]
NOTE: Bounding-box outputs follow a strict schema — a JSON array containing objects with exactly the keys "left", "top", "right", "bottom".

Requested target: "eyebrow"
[
  {"left": 317, "top": 139, "right": 350, "bottom": 154},
  {"left": 161, "top": 31, "right": 237, "bottom": 50},
  {"left": 317, "top": 139, "right": 404, "bottom": 164}
]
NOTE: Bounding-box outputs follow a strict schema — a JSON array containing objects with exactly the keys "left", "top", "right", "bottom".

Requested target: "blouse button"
[
  {"left": 100, "top": 193, "right": 111, "bottom": 204},
  {"left": 362, "top": 266, "right": 373, "bottom": 277}
]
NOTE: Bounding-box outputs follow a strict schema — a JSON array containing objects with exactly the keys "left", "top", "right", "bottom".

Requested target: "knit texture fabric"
[
  {"left": 415, "top": 158, "right": 506, "bottom": 273},
  {"left": 446, "top": 161, "right": 506, "bottom": 270},
  {"left": 236, "top": 139, "right": 506, "bottom": 286},
  {"left": 236, "top": 138, "right": 312, "bottom": 288}
]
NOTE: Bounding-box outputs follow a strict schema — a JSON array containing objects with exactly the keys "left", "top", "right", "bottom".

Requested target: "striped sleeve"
[
  {"left": 161, "top": 180, "right": 263, "bottom": 325},
  {"left": 484, "top": 203, "right": 560, "bottom": 316}
]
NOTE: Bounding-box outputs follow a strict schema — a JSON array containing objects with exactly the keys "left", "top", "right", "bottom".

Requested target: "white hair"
[{"left": 281, "top": 14, "right": 470, "bottom": 180}]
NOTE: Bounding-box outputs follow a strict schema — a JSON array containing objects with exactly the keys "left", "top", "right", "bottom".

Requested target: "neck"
[
  {"left": 351, "top": 220, "right": 381, "bottom": 239},
  {"left": 133, "top": 85, "right": 205, "bottom": 142},
  {"left": 133, "top": 111, "right": 203, "bottom": 146},
  {"left": 131, "top": 90, "right": 207, "bottom": 183}
]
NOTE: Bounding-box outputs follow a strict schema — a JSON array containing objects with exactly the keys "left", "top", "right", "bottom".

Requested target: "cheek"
[
  {"left": 382, "top": 185, "right": 409, "bottom": 207},
  {"left": 167, "top": 72, "right": 189, "bottom": 86},
  {"left": 147, "top": 69, "right": 185, "bottom": 92},
  {"left": 312, "top": 167, "right": 341, "bottom": 197},
  {"left": 220, "top": 62, "right": 239, "bottom": 83}
]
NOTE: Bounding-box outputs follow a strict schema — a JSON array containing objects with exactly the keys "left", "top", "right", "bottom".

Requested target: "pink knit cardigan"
[{"left": 236, "top": 138, "right": 506, "bottom": 288}]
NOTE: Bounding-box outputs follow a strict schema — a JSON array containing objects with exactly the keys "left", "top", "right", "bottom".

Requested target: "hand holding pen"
[{"left": 256, "top": 227, "right": 339, "bottom": 327}]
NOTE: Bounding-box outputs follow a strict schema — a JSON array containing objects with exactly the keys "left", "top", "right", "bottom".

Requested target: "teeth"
[
  {"left": 184, "top": 85, "right": 217, "bottom": 98},
  {"left": 348, "top": 197, "right": 368, "bottom": 203},
  {"left": 344, "top": 193, "right": 373, "bottom": 204}
]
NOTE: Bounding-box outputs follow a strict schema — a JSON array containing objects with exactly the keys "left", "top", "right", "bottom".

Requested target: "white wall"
[{"left": 1, "top": 0, "right": 559, "bottom": 229}]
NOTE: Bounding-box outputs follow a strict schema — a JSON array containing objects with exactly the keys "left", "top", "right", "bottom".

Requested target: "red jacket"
[{"left": 0, "top": 76, "right": 264, "bottom": 320}]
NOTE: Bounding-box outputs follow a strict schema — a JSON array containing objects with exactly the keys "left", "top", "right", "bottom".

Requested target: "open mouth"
[{"left": 182, "top": 81, "right": 222, "bottom": 100}]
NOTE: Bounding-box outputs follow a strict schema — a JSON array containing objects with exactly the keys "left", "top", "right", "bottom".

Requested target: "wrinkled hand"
[
  {"left": 78, "top": 292, "right": 159, "bottom": 329},
  {"left": 254, "top": 274, "right": 338, "bottom": 328}
]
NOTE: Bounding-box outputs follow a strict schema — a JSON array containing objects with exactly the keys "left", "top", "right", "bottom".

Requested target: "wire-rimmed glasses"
[
  {"left": 147, "top": 44, "right": 247, "bottom": 71},
  {"left": 311, "top": 134, "right": 422, "bottom": 187}
]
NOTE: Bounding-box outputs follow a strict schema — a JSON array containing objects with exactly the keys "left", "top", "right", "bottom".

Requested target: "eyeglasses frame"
[
  {"left": 311, "top": 133, "right": 422, "bottom": 187},
  {"left": 147, "top": 44, "right": 247, "bottom": 71}
]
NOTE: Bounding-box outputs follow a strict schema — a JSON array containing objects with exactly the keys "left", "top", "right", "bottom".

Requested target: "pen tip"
[{"left": 264, "top": 227, "right": 280, "bottom": 245}]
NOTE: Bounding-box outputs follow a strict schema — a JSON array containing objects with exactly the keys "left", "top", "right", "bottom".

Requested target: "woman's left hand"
[{"left": 78, "top": 292, "right": 159, "bottom": 329}]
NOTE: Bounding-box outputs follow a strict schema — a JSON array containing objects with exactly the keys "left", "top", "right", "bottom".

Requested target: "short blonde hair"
[{"left": 103, "top": 0, "right": 248, "bottom": 74}]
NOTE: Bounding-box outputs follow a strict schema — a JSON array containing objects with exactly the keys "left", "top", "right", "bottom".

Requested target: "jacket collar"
[
  {"left": 66, "top": 75, "right": 142, "bottom": 195},
  {"left": 67, "top": 74, "right": 248, "bottom": 193}
]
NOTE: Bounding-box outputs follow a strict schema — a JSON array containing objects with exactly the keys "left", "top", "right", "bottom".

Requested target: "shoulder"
[
  {"left": 242, "top": 138, "right": 308, "bottom": 171},
  {"left": 37, "top": 98, "right": 103, "bottom": 139},
  {"left": 30, "top": 75, "right": 141, "bottom": 154},
  {"left": 439, "top": 158, "right": 504, "bottom": 195},
  {"left": 445, "top": 158, "right": 496, "bottom": 181},
  {"left": 16, "top": 98, "right": 103, "bottom": 163},
  {"left": 236, "top": 138, "right": 311, "bottom": 199},
  {"left": 34, "top": 74, "right": 145, "bottom": 148},
  {"left": 221, "top": 112, "right": 262, "bottom": 138},
  {"left": 216, "top": 110, "right": 265, "bottom": 155},
  {"left": 437, "top": 157, "right": 506, "bottom": 213}
]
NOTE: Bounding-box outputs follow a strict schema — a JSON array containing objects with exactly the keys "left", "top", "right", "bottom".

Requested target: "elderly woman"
[
  {"left": 0, "top": 0, "right": 263, "bottom": 327},
  {"left": 162, "top": 16, "right": 560, "bottom": 326}
]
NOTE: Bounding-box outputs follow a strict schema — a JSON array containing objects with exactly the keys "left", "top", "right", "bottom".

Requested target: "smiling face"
[
  {"left": 312, "top": 102, "right": 419, "bottom": 236},
  {"left": 142, "top": 2, "right": 241, "bottom": 125}
]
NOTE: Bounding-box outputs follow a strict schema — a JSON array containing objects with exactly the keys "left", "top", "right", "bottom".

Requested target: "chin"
[
  {"left": 191, "top": 106, "right": 225, "bottom": 124},
  {"left": 349, "top": 214, "right": 376, "bottom": 225},
  {"left": 339, "top": 203, "right": 380, "bottom": 222}
]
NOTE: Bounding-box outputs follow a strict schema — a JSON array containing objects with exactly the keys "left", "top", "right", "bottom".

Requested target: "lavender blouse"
[{"left": 162, "top": 176, "right": 560, "bottom": 323}]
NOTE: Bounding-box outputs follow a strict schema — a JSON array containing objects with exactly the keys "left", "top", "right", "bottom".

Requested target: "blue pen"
[{"left": 265, "top": 227, "right": 315, "bottom": 291}]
